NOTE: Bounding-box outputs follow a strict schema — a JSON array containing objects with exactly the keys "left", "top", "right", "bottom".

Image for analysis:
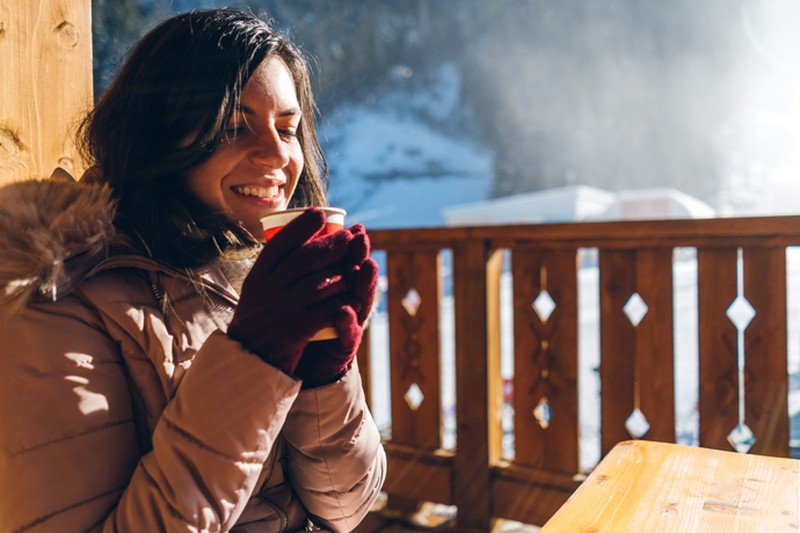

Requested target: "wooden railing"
[{"left": 355, "top": 215, "right": 800, "bottom": 531}]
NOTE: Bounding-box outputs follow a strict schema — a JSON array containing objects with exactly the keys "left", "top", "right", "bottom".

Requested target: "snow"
[{"left": 321, "top": 64, "right": 494, "bottom": 229}]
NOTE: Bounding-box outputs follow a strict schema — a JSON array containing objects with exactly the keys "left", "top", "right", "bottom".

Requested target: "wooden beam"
[
  {"left": 0, "top": 0, "right": 92, "bottom": 185},
  {"left": 382, "top": 442, "right": 454, "bottom": 504},
  {"left": 452, "top": 238, "right": 493, "bottom": 531}
]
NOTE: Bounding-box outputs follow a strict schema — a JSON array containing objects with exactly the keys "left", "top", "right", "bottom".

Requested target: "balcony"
[
  {"left": 355, "top": 214, "right": 800, "bottom": 531},
  {"left": 4, "top": 3, "right": 798, "bottom": 530}
]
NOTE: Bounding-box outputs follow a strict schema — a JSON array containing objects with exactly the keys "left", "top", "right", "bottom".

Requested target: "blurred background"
[{"left": 92, "top": 0, "right": 800, "bottom": 228}]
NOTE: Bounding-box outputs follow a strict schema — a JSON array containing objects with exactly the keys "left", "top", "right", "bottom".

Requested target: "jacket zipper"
[{"left": 86, "top": 255, "right": 239, "bottom": 306}]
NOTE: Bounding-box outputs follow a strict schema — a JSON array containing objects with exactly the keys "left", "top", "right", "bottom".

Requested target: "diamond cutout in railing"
[
  {"left": 623, "top": 292, "right": 649, "bottom": 327},
  {"left": 727, "top": 422, "right": 756, "bottom": 453},
  {"left": 726, "top": 295, "right": 756, "bottom": 332},
  {"left": 533, "top": 397, "right": 551, "bottom": 429},
  {"left": 532, "top": 290, "right": 557, "bottom": 323},
  {"left": 402, "top": 288, "right": 422, "bottom": 317},
  {"left": 404, "top": 383, "right": 424, "bottom": 411},
  {"left": 625, "top": 408, "right": 651, "bottom": 438}
]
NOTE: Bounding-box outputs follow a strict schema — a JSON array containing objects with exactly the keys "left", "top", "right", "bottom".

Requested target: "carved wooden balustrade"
[{"left": 355, "top": 215, "right": 800, "bottom": 530}]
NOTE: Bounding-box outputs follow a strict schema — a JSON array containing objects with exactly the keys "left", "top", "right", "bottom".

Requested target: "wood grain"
[
  {"left": 382, "top": 443, "right": 453, "bottom": 505},
  {"left": 541, "top": 440, "right": 800, "bottom": 532},
  {"left": 599, "top": 249, "right": 637, "bottom": 454},
  {"left": 697, "top": 248, "right": 740, "bottom": 451},
  {"left": 369, "top": 216, "right": 800, "bottom": 250},
  {"left": 452, "top": 239, "right": 492, "bottom": 530},
  {"left": 386, "top": 249, "right": 442, "bottom": 451},
  {"left": 1, "top": 0, "right": 92, "bottom": 184},
  {"left": 743, "top": 247, "right": 789, "bottom": 456},
  {"left": 634, "top": 249, "right": 675, "bottom": 443},
  {"left": 511, "top": 248, "right": 579, "bottom": 473},
  {"left": 491, "top": 462, "right": 581, "bottom": 526}
]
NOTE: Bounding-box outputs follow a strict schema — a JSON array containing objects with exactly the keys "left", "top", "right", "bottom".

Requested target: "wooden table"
[{"left": 541, "top": 440, "right": 799, "bottom": 532}]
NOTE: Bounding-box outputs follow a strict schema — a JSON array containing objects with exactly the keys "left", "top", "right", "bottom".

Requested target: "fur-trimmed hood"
[{"left": 0, "top": 169, "right": 121, "bottom": 313}]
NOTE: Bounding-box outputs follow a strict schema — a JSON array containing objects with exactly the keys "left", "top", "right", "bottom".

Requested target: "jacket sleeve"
[
  {"left": 0, "top": 295, "right": 301, "bottom": 533},
  {"left": 281, "top": 362, "right": 387, "bottom": 532}
]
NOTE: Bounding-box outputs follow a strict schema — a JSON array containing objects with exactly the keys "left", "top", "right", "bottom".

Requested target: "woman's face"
[{"left": 185, "top": 56, "right": 304, "bottom": 240}]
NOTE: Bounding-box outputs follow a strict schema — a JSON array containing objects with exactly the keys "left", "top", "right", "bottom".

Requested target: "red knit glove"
[
  {"left": 227, "top": 208, "right": 368, "bottom": 376},
  {"left": 294, "top": 227, "right": 379, "bottom": 388}
]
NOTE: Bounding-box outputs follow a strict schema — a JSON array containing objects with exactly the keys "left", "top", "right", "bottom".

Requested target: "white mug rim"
[{"left": 260, "top": 207, "right": 346, "bottom": 230}]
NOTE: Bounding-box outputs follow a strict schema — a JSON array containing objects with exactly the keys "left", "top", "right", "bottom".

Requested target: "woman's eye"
[
  {"left": 225, "top": 125, "right": 246, "bottom": 138},
  {"left": 279, "top": 129, "right": 298, "bottom": 140}
]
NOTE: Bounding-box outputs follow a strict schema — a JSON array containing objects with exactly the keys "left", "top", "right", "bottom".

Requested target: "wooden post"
[
  {"left": 0, "top": 0, "right": 93, "bottom": 185},
  {"left": 698, "top": 248, "right": 741, "bottom": 451},
  {"left": 511, "top": 248, "right": 579, "bottom": 473},
  {"left": 743, "top": 247, "right": 789, "bottom": 457},
  {"left": 453, "top": 238, "right": 493, "bottom": 531},
  {"left": 599, "top": 249, "right": 638, "bottom": 455}
]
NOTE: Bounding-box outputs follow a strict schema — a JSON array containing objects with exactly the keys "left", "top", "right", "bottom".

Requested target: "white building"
[
  {"left": 595, "top": 187, "right": 715, "bottom": 221},
  {"left": 441, "top": 185, "right": 714, "bottom": 226},
  {"left": 441, "top": 185, "right": 615, "bottom": 226}
]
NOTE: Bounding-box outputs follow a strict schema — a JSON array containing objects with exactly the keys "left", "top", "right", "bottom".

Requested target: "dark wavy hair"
[{"left": 78, "top": 8, "right": 328, "bottom": 268}]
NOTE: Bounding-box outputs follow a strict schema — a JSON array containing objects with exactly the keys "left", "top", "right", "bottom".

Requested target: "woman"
[{"left": 0, "top": 8, "right": 385, "bottom": 532}]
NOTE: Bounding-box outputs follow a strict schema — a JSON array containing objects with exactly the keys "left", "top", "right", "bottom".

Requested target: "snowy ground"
[
  {"left": 366, "top": 248, "right": 800, "bottom": 471},
  {"left": 322, "top": 64, "right": 495, "bottom": 230}
]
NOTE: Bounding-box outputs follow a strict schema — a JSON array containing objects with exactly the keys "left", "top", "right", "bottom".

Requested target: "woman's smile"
[{"left": 231, "top": 184, "right": 283, "bottom": 200}]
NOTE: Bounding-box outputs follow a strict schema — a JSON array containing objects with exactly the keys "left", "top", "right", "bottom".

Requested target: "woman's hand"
[
  {"left": 227, "top": 209, "right": 369, "bottom": 376},
  {"left": 294, "top": 226, "right": 379, "bottom": 388}
]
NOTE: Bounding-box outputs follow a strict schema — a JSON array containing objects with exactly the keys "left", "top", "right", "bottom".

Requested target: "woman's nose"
[{"left": 249, "top": 128, "right": 290, "bottom": 168}]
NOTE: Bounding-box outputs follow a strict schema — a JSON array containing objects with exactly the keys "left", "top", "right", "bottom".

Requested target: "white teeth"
[{"left": 235, "top": 185, "right": 280, "bottom": 199}]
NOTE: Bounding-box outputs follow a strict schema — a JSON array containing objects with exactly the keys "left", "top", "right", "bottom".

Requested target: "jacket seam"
[
  {"left": 12, "top": 485, "right": 125, "bottom": 532},
  {"left": 161, "top": 417, "right": 265, "bottom": 465},
  {"left": 311, "top": 389, "right": 351, "bottom": 530},
  {"left": 298, "top": 470, "right": 375, "bottom": 519},
  {"left": 254, "top": 447, "right": 288, "bottom": 532},
  {"left": 140, "top": 460, "right": 223, "bottom": 533},
  {"left": 9, "top": 419, "right": 134, "bottom": 457}
]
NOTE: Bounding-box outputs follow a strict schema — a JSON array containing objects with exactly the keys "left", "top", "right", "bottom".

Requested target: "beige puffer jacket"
[{"left": 0, "top": 174, "right": 386, "bottom": 532}]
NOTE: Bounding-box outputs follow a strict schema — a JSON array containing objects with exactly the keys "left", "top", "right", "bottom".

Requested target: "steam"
[
  {"left": 717, "top": 0, "right": 800, "bottom": 214},
  {"left": 469, "top": 0, "right": 800, "bottom": 215}
]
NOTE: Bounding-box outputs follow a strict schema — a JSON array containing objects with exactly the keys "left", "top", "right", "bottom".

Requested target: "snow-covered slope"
[{"left": 320, "top": 64, "right": 494, "bottom": 229}]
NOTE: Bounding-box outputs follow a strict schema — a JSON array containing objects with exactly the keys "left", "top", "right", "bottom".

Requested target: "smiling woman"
[
  {"left": 77, "top": 8, "right": 328, "bottom": 268},
  {"left": 0, "top": 8, "right": 385, "bottom": 533},
  {"left": 185, "top": 56, "right": 306, "bottom": 240}
]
